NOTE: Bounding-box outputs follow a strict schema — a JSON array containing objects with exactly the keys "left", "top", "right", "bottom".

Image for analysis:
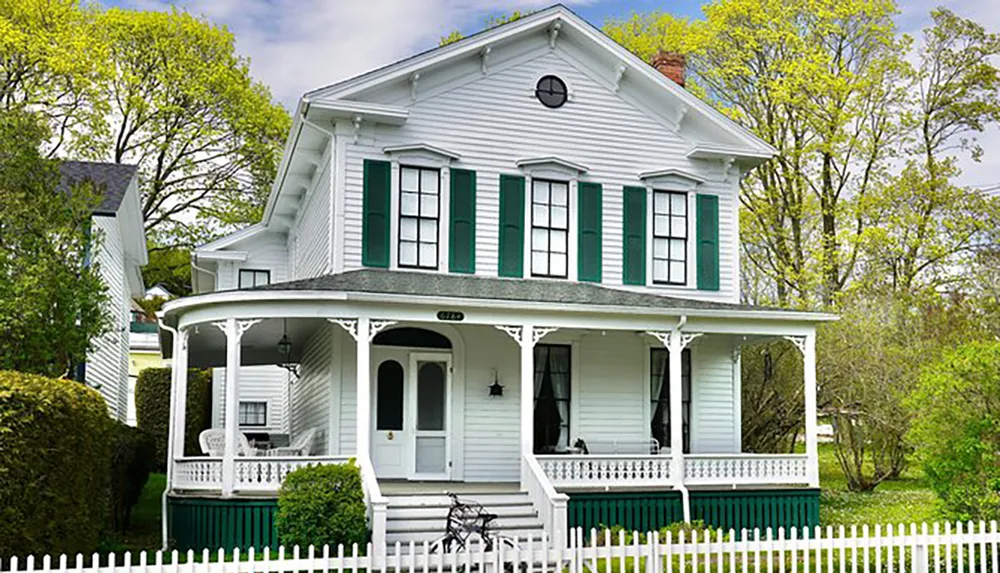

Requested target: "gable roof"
[
  {"left": 58, "top": 161, "right": 138, "bottom": 215},
  {"left": 305, "top": 4, "right": 775, "bottom": 157}
]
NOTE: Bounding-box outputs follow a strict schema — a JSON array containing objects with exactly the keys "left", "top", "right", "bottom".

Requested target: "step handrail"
[
  {"left": 523, "top": 452, "right": 568, "bottom": 549},
  {"left": 359, "top": 455, "right": 388, "bottom": 552}
]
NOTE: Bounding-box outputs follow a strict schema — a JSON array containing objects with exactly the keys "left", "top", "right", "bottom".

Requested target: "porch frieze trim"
[
  {"left": 328, "top": 318, "right": 359, "bottom": 341},
  {"left": 645, "top": 330, "right": 671, "bottom": 348},
  {"left": 369, "top": 320, "right": 397, "bottom": 341},
  {"left": 783, "top": 335, "right": 807, "bottom": 355},
  {"left": 533, "top": 326, "right": 559, "bottom": 346}
]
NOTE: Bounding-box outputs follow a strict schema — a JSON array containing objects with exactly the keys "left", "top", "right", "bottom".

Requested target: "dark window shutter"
[
  {"left": 577, "top": 182, "right": 603, "bottom": 282},
  {"left": 696, "top": 193, "right": 720, "bottom": 291},
  {"left": 622, "top": 186, "right": 647, "bottom": 285},
  {"left": 498, "top": 174, "right": 525, "bottom": 278},
  {"left": 362, "top": 159, "right": 391, "bottom": 267},
  {"left": 449, "top": 169, "right": 476, "bottom": 273}
]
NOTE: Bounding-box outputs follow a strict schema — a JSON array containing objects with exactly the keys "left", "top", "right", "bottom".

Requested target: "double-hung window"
[
  {"left": 399, "top": 166, "right": 440, "bottom": 269},
  {"left": 238, "top": 269, "right": 270, "bottom": 289},
  {"left": 652, "top": 191, "right": 688, "bottom": 285},
  {"left": 238, "top": 401, "right": 267, "bottom": 427},
  {"left": 531, "top": 179, "right": 569, "bottom": 278}
]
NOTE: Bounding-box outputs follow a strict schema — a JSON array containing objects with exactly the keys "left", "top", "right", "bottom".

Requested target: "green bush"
[
  {"left": 108, "top": 421, "right": 155, "bottom": 532},
  {"left": 135, "top": 367, "right": 212, "bottom": 471},
  {"left": 908, "top": 341, "right": 1000, "bottom": 520},
  {"left": 0, "top": 370, "right": 114, "bottom": 557},
  {"left": 276, "top": 461, "right": 368, "bottom": 548}
]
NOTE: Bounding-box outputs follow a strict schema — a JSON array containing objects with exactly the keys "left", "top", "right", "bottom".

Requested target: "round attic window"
[{"left": 535, "top": 75, "right": 568, "bottom": 108}]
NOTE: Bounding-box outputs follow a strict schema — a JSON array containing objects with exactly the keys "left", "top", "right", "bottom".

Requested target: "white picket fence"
[{"left": 3, "top": 522, "right": 1000, "bottom": 573}]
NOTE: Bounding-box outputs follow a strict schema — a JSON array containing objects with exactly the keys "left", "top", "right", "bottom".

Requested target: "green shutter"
[
  {"left": 577, "top": 182, "right": 603, "bottom": 282},
  {"left": 622, "top": 186, "right": 647, "bottom": 285},
  {"left": 696, "top": 193, "right": 720, "bottom": 291},
  {"left": 361, "top": 159, "right": 391, "bottom": 267},
  {"left": 498, "top": 174, "right": 525, "bottom": 278},
  {"left": 449, "top": 169, "right": 476, "bottom": 273}
]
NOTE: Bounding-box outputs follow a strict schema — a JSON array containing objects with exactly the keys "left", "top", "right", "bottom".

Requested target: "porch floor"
[{"left": 378, "top": 481, "right": 520, "bottom": 495}]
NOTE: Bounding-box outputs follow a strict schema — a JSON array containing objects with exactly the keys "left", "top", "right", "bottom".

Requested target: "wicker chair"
[
  {"left": 198, "top": 429, "right": 256, "bottom": 457},
  {"left": 268, "top": 427, "right": 317, "bottom": 457}
]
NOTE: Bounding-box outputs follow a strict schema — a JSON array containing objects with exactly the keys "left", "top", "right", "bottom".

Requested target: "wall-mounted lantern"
[{"left": 488, "top": 370, "right": 504, "bottom": 397}]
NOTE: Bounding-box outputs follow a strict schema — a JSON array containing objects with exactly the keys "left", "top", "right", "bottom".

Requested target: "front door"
[
  {"left": 410, "top": 353, "right": 451, "bottom": 480},
  {"left": 372, "top": 349, "right": 409, "bottom": 478}
]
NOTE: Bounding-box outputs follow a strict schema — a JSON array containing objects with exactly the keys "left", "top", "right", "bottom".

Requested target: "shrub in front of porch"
[
  {"left": 0, "top": 370, "right": 113, "bottom": 557},
  {"left": 276, "top": 462, "right": 367, "bottom": 549},
  {"left": 109, "top": 421, "right": 156, "bottom": 532},
  {"left": 135, "top": 367, "right": 212, "bottom": 471}
]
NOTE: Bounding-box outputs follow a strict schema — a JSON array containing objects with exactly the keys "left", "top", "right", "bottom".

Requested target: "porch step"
[{"left": 384, "top": 488, "right": 546, "bottom": 547}]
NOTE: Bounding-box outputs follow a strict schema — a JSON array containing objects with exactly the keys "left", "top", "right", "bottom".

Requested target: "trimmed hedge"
[
  {"left": 135, "top": 367, "right": 212, "bottom": 471},
  {"left": 276, "top": 462, "right": 368, "bottom": 549},
  {"left": 109, "top": 421, "right": 155, "bottom": 531},
  {"left": 0, "top": 370, "right": 114, "bottom": 557}
]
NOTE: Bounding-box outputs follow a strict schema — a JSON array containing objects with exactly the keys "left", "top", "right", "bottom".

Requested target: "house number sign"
[{"left": 436, "top": 311, "right": 465, "bottom": 322}]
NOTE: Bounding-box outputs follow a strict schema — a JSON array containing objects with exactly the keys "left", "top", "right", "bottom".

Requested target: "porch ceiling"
[{"left": 185, "top": 317, "right": 324, "bottom": 368}]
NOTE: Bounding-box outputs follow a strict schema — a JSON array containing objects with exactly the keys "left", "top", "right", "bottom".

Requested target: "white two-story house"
[{"left": 159, "top": 6, "right": 834, "bottom": 552}]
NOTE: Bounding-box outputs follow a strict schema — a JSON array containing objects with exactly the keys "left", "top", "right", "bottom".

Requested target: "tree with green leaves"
[
  {"left": 0, "top": 108, "right": 109, "bottom": 377},
  {"left": 440, "top": 11, "right": 532, "bottom": 46}
]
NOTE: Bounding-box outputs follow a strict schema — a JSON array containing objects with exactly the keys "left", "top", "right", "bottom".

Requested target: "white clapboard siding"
[
  {"left": 691, "top": 335, "right": 738, "bottom": 453},
  {"left": 338, "top": 325, "right": 357, "bottom": 455},
  {"left": 289, "top": 323, "right": 333, "bottom": 454},
  {"left": 8, "top": 522, "right": 1000, "bottom": 573},
  {"left": 337, "top": 47, "right": 739, "bottom": 302},
  {"left": 87, "top": 214, "right": 130, "bottom": 421},
  {"left": 211, "top": 366, "right": 289, "bottom": 434},
  {"left": 574, "top": 331, "right": 647, "bottom": 444},
  {"left": 291, "top": 158, "right": 332, "bottom": 280},
  {"left": 233, "top": 231, "right": 290, "bottom": 286}
]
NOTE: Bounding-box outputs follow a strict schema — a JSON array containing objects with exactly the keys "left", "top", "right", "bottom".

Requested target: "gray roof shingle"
[
  {"left": 58, "top": 161, "right": 138, "bottom": 215},
  {"left": 251, "top": 268, "right": 815, "bottom": 315}
]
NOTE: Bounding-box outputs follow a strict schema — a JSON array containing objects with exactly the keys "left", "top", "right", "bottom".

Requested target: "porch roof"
[{"left": 247, "top": 269, "right": 832, "bottom": 319}]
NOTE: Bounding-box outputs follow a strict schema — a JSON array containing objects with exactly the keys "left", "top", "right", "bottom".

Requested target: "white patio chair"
[
  {"left": 268, "top": 427, "right": 317, "bottom": 457},
  {"left": 198, "top": 429, "right": 256, "bottom": 457}
]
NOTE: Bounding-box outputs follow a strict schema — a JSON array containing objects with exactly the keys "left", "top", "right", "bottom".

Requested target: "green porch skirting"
[
  {"left": 168, "top": 496, "right": 278, "bottom": 551},
  {"left": 567, "top": 489, "right": 820, "bottom": 534}
]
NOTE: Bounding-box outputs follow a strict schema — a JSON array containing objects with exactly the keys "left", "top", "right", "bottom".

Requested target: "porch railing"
[
  {"left": 536, "top": 454, "right": 673, "bottom": 488},
  {"left": 172, "top": 456, "right": 351, "bottom": 492},
  {"left": 683, "top": 454, "right": 809, "bottom": 485},
  {"left": 523, "top": 454, "right": 569, "bottom": 549},
  {"left": 358, "top": 455, "right": 388, "bottom": 552}
]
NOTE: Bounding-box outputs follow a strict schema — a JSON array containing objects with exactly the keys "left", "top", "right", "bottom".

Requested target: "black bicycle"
[{"left": 429, "top": 493, "right": 518, "bottom": 554}]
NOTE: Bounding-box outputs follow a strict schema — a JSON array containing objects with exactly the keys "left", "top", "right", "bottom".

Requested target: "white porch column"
[
  {"left": 519, "top": 322, "right": 535, "bottom": 484},
  {"left": 356, "top": 316, "right": 371, "bottom": 461},
  {"left": 170, "top": 329, "right": 190, "bottom": 463},
  {"left": 215, "top": 318, "right": 260, "bottom": 497},
  {"left": 667, "top": 330, "right": 685, "bottom": 485},
  {"left": 803, "top": 333, "right": 819, "bottom": 488}
]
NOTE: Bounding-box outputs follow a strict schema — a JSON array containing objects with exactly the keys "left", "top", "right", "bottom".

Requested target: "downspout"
[
  {"left": 674, "top": 315, "right": 692, "bottom": 522},
  {"left": 158, "top": 316, "right": 180, "bottom": 551},
  {"left": 190, "top": 254, "right": 217, "bottom": 293}
]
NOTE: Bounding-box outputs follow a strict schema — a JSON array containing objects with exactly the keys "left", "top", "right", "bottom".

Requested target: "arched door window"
[{"left": 376, "top": 360, "right": 404, "bottom": 431}]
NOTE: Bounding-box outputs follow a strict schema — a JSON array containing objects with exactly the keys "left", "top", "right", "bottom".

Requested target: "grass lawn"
[
  {"left": 817, "top": 443, "right": 939, "bottom": 526},
  {"left": 101, "top": 473, "right": 166, "bottom": 553}
]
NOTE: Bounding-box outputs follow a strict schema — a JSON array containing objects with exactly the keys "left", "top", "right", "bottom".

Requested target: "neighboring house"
[
  {"left": 159, "top": 6, "right": 834, "bottom": 552},
  {"left": 128, "top": 298, "right": 166, "bottom": 426},
  {"left": 60, "top": 161, "right": 147, "bottom": 423}
]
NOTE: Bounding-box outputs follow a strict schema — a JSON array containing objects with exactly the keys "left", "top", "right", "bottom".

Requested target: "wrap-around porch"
[{"left": 161, "top": 290, "right": 823, "bottom": 549}]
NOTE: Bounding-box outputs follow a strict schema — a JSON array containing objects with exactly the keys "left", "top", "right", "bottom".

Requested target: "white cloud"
[{"left": 119, "top": 0, "right": 590, "bottom": 108}]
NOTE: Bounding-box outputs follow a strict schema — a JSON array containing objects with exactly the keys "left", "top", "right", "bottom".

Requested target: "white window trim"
[
  {"left": 519, "top": 163, "right": 582, "bottom": 282},
  {"left": 644, "top": 186, "right": 696, "bottom": 289},
  {"left": 388, "top": 158, "right": 450, "bottom": 272}
]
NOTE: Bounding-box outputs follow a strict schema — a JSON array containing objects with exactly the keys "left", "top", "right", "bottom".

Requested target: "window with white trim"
[
  {"left": 530, "top": 179, "right": 569, "bottom": 278},
  {"left": 238, "top": 401, "right": 267, "bottom": 427},
  {"left": 398, "top": 166, "right": 440, "bottom": 269},
  {"left": 238, "top": 269, "right": 270, "bottom": 289},
  {"left": 652, "top": 191, "right": 688, "bottom": 285}
]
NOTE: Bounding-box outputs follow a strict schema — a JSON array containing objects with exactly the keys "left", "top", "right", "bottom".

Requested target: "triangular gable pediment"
[{"left": 305, "top": 5, "right": 775, "bottom": 160}]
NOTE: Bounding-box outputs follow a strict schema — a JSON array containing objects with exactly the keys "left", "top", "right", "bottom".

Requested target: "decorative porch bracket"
[
  {"left": 328, "top": 318, "right": 397, "bottom": 342},
  {"left": 211, "top": 318, "right": 261, "bottom": 497}
]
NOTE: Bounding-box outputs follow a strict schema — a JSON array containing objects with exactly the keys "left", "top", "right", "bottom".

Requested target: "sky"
[{"left": 104, "top": 0, "right": 1000, "bottom": 189}]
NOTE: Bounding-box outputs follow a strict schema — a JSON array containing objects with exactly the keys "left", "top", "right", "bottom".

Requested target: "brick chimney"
[{"left": 651, "top": 51, "right": 686, "bottom": 87}]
